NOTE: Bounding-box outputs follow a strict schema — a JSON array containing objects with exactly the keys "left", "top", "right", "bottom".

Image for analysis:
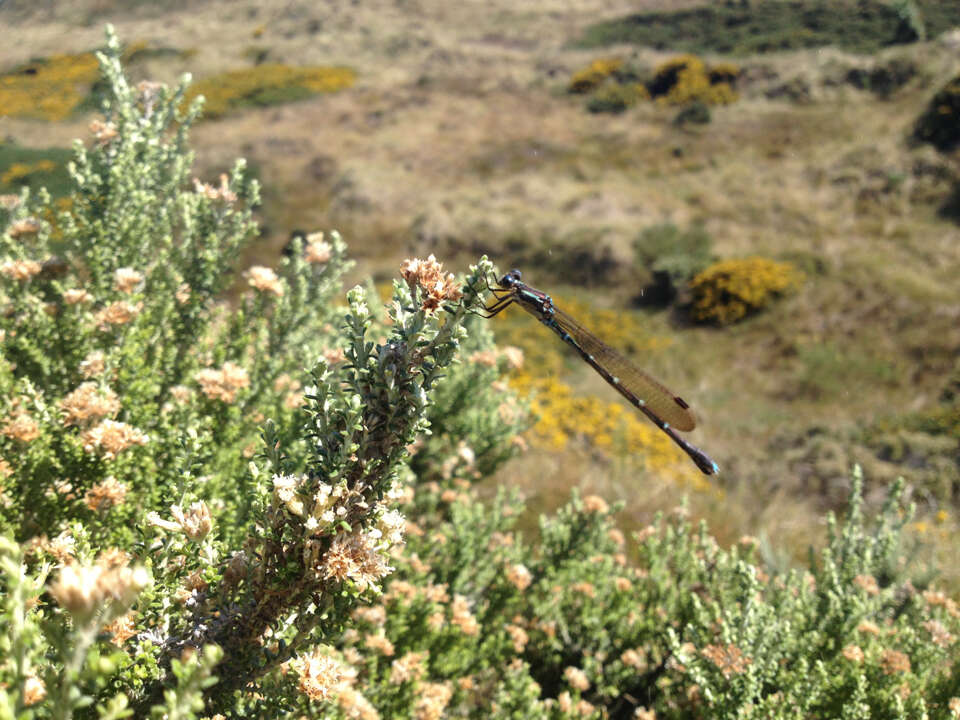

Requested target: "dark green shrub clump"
[
  {"left": 633, "top": 222, "right": 713, "bottom": 305},
  {"left": 846, "top": 57, "right": 918, "bottom": 98},
  {"left": 914, "top": 74, "right": 960, "bottom": 152},
  {"left": 574, "top": 0, "right": 960, "bottom": 56},
  {"left": 585, "top": 83, "right": 648, "bottom": 114},
  {"left": 674, "top": 100, "right": 712, "bottom": 127}
]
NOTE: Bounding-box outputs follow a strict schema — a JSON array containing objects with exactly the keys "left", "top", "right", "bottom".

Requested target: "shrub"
[
  {"left": 708, "top": 61, "right": 741, "bottom": 86},
  {"left": 688, "top": 256, "right": 802, "bottom": 325},
  {"left": 913, "top": 74, "right": 960, "bottom": 152},
  {"left": 0, "top": 41, "right": 166, "bottom": 122},
  {"left": 585, "top": 82, "right": 649, "bottom": 114},
  {"left": 0, "top": 143, "right": 74, "bottom": 199},
  {"left": 182, "top": 63, "right": 356, "bottom": 118},
  {"left": 633, "top": 222, "right": 714, "bottom": 305},
  {"left": 567, "top": 57, "right": 623, "bottom": 94},
  {"left": 0, "top": 51, "right": 101, "bottom": 121},
  {"left": 277, "top": 469, "right": 960, "bottom": 718},
  {"left": 0, "top": 30, "right": 522, "bottom": 716},
  {"left": 846, "top": 57, "right": 918, "bottom": 98},
  {"left": 649, "top": 54, "right": 738, "bottom": 106},
  {"left": 573, "top": 1, "right": 960, "bottom": 56},
  {"left": 853, "top": 359, "right": 960, "bottom": 505},
  {"left": 674, "top": 100, "right": 711, "bottom": 126}
]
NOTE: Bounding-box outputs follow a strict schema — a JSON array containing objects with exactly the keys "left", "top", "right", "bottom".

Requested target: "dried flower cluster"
[
  {"left": 22, "top": 676, "right": 46, "bottom": 706},
  {"left": 89, "top": 118, "right": 118, "bottom": 146},
  {"left": 305, "top": 232, "right": 333, "bottom": 264},
  {"left": 853, "top": 574, "right": 880, "bottom": 596},
  {"left": 79, "top": 419, "right": 148, "bottom": 458},
  {"left": 390, "top": 651, "right": 427, "bottom": 684},
  {"left": 147, "top": 501, "right": 213, "bottom": 541},
  {"left": 79, "top": 350, "right": 106, "bottom": 378},
  {"left": 194, "top": 362, "right": 250, "bottom": 403},
  {"left": 564, "top": 665, "right": 590, "bottom": 691},
  {"left": 49, "top": 553, "right": 151, "bottom": 620},
  {"left": 316, "top": 531, "right": 394, "bottom": 592},
  {"left": 2, "top": 410, "right": 40, "bottom": 443},
  {"left": 0, "top": 259, "right": 41, "bottom": 281},
  {"left": 8, "top": 219, "right": 41, "bottom": 238},
  {"left": 193, "top": 173, "right": 237, "bottom": 204},
  {"left": 842, "top": 644, "right": 864, "bottom": 663},
  {"left": 701, "top": 643, "right": 752, "bottom": 678},
  {"left": 290, "top": 648, "right": 355, "bottom": 702},
  {"left": 84, "top": 477, "right": 129, "bottom": 512},
  {"left": 246, "top": 265, "right": 284, "bottom": 296},
  {"left": 879, "top": 648, "right": 912, "bottom": 675},
  {"left": 450, "top": 594, "right": 479, "bottom": 636},
  {"left": 60, "top": 382, "right": 120, "bottom": 426},
  {"left": 400, "top": 254, "right": 462, "bottom": 312},
  {"left": 94, "top": 300, "right": 142, "bottom": 329},
  {"left": 113, "top": 267, "right": 143, "bottom": 293},
  {"left": 64, "top": 288, "right": 94, "bottom": 305},
  {"left": 413, "top": 682, "right": 453, "bottom": 720},
  {"left": 506, "top": 563, "right": 532, "bottom": 590}
]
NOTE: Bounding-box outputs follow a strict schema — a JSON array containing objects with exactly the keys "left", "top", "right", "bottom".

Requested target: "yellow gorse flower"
[
  {"left": 182, "top": 64, "right": 355, "bottom": 118},
  {"left": 690, "top": 257, "right": 802, "bottom": 325}
]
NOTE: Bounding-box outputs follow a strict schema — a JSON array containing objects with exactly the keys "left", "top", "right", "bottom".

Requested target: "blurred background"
[{"left": 1, "top": 0, "right": 958, "bottom": 580}]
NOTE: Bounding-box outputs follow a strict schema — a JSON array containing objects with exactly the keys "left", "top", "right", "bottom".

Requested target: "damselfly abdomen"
[{"left": 482, "top": 270, "right": 719, "bottom": 475}]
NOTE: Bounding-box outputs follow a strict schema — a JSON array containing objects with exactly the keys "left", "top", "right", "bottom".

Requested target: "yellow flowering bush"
[
  {"left": 509, "top": 370, "right": 707, "bottom": 484},
  {"left": 649, "top": 54, "right": 738, "bottom": 106},
  {"left": 0, "top": 47, "right": 355, "bottom": 123},
  {"left": 570, "top": 54, "right": 738, "bottom": 113},
  {"left": 568, "top": 57, "right": 623, "bottom": 94},
  {"left": 0, "top": 52, "right": 101, "bottom": 121},
  {"left": 689, "top": 257, "right": 802, "bottom": 325},
  {"left": 0, "top": 161, "right": 55, "bottom": 186},
  {"left": 182, "top": 64, "right": 356, "bottom": 118}
]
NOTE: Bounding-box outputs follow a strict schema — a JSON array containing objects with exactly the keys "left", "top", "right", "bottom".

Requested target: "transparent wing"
[{"left": 550, "top": 305, "right": 698, "bottom": 432}]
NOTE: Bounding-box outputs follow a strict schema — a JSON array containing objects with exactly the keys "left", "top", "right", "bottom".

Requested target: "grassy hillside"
[{"left": 1, "top": 0, "right": 958, "bottom": 577}]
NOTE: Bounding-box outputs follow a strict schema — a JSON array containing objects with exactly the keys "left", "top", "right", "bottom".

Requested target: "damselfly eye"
[{"left": 499, "top": 269, "right": 522, "bottom": 287}]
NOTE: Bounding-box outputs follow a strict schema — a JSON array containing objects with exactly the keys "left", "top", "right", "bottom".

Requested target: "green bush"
[
  {"left": 633, "top": 222, "right": 713, "bottom": 305},
  {"left": 0, "top": 29, "right": 523, "bottom": 717},
  {"left": 846, "top": 57, "right": 918, "bottom": 98},
  {"left": 674, "top": 100, "right": 712, "bottom": 126},
  {"left": 0, "top": 143, "right": 73, "bottom": 199},
  {"left": 585, "top": 83, "right": 648, "bottom": 114},
  {"left": 573, "top": 0, "right": 960, "bottom": 56}
]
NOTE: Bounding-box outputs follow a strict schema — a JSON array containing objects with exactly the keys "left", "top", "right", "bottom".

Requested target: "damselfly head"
[{"left": 499, "top": 269, "right": 522, "bottom": 287}]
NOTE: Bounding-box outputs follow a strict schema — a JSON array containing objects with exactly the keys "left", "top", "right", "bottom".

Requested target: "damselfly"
[{"left": 481, "top": 270, "right": 719, "bottom": 475}]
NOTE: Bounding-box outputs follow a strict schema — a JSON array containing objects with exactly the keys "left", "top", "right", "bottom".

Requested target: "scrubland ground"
[{"left": 2, "top": 0, "right": 959, "bottom": 575}]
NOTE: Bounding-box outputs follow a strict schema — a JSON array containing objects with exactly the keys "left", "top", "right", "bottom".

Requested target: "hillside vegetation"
[{"left": 0, "top": 3, "right": 959, "bottom": 715}]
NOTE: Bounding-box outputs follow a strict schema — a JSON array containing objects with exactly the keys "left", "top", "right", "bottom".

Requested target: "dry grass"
[{"left": 3, "top": 0, "right": 960, "bottom": 581}]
